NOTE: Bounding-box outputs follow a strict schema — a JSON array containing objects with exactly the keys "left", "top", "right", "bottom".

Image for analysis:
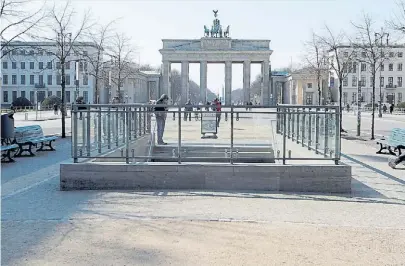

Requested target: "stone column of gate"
[
  {"left": 181, "top": 61, "right": 189, "bottom": 104},
  {"left": 225, "top": 61, "right": 232, "bottom": 105},
  {"left": 261, "top": 60, "right": 270, "bottom": 106},
  {"left": 162, "top": 60, "right": 170, "bottom": 100},
  {"left": 243, "top": 60, "right": 251, "bottom": 104},
  {"left": 200, "top": 61, "right": 207, "bottom": 103}
]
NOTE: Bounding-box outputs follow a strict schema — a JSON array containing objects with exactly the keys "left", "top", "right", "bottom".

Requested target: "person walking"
[
  {"left": 213, "top": 98, "right": 222, "bottom": 127},
  {"left": 185, "top": 99, "right": 193, "bottom": 121},
  {"left": 389, "top": 104, "right": 394, "bottom": 115},
  {"left": 154, "top": 94, "right": 169, "bottom": 145},
  {"left": 53, "top": 103, "right": 59, "bottom": 115},
  {"left": 388, "top": 146, "right": 405, "bottom": 169}
]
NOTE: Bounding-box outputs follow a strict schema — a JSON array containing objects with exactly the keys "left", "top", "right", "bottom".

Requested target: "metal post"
[
  {"left": 73, "top": 105, "right": 78, "bottom": 163},
  {"left": 335, "top": 107, "right": 340, "bottom": 165},
  {"left": 128, "top": 107, "right": 132, "bottom": 140},
  {"left": 134, "top": 108, "right": 137, "bottom": 139},
  {"left": 296, "top": 108, "right": 300, "bottom": 144},
  {"left": 125, "top": 107, "right": 130, "bottom": 164},
  {"left": 282, "top": 108, "right": 287, "bottom": 165},
  {"left": 230, "top": 107, "right": 234, "bottom": 164},
  {"left": 291, "top": 108, "right": 295, "bottom": 141},
  {"left": 86, "top": 107, "right": 91, "bottom": 156},
  {"left": 315, "top": 107, "right": 320, "bottom": 154},
  {"left": 143, "top": 107, "right": 146, "bottom": 135},
  {"left": 308, "top": 107, "right": 312, "bottom": 150},
  {"left": 97, "top": 106, "right": 102, "bottom": 153},
  {"left": 357, "top": 71, "right": 362, "bottom": 136},
  {"left": 138, "top": 108, "right": 142, "bottom": 136},
  {"left": 287, "top": 108, "right": 291, "bottom": 139},
  {"left": 178, "top": 106, "right": 182, "bottom": 164},
  {"left": 324, "top": 107, "right": 329, "bottom": 157},
  {"left": 301, "top": 109, "right": 305, "bottom": 147},
  {"left": 107, "top": 107, "right": 111, "bottom": 149},
  {"left": 115, "top": 108, "right": 119, "bottom": 146}
]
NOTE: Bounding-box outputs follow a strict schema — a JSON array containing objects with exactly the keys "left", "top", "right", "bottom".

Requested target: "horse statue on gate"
[
  {"left": 203, "top": 25, "right": 210, "bottom": 37},
  {"left": 210, "top": 19, "right": 222, "bottom": 38},
  {"left": 224, "top": 25, "right": 230, "bottom": 38}
]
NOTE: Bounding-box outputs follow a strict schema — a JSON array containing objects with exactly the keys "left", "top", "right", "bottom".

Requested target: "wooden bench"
[
  {"left": 1, "top": 144, "right": 19, "bottom": 163},
  {"left": 376, "top": 128, "right": 405, "bottom": 155},
  {"left": 11, "top": 125, "right": 58, "bottom": 157}
]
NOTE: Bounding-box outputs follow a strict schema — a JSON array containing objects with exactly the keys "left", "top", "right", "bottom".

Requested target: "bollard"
[
  {"left": 225, "top": 112, "right": 228, "bottom": 121},
  {"left": 288, "top": 150, "right": 292, "bottom": 158},
  {"left": 236, "top": 112, "right": 239, "bottom": 121},
  {"left": 173, "top": 111, "right": 175, "bottom": 120},
  {"left": 25, "top": 113, "right": 28, "bottom": 120}
]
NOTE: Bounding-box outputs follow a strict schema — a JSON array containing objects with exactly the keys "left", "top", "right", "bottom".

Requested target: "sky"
[{"left": 18, "top": 0, "right": 402, "bottom": 95}]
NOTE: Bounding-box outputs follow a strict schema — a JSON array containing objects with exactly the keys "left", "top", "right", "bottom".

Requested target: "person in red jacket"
[{"left": 213, "top": 98, "right": 222, "bottom": 127}]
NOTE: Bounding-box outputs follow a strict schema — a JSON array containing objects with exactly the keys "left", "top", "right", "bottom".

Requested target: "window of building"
[
  {"left": 3, "top": 91, "right": 8, "bottom": 102},
  {"left": 361, "top": 92, "right": 366, "bottom": 102},
  {"left": 11, "top": 50, "right": 17, "bottom": 55},
  {"left": 389, "top": 52, "right": 395, "bottom": 57},
  {"left": 48, "top": 91, "right": 52, "bottom": 97},
  {"left": 362, "top": 52, "right": 366, "bottom": 58},
  {"left": 39, "top": 62, "right": 43, "bottom": 69},
  {"left": 12, "top": 91, "right": 17, "bottom": 101},
  {"left": 47, "top": 75, "right": 52, "bottom": 85},
  {"left": 56, "top": 74, "right": 61, "bottom": 85},
  {"left": 361, "top": 76, "right": 366, "bottom": 87},
  {"left": 84, "top": 62, "right": 88, "bottom": 71},
  {"left": 353, "top": 62, "right": 357, "bottom": 73},
  {"left": 83, "top": 51, "right": 88, "bottom": 56},
  {"left": 47, "top": 62, "right": 52, "bottom": 69},
  {"left": 389, "top": 63, "right": 393, "bottom": 71},
  {"left": 2, "top": 61, "right": 7, "bottom": 69},
  {"left": 361, "top": 63, "right": 366, "bottom": 72},
  {"left": 348, "top": 63, "right": 353, "bottom": 73},
  {"left": 30, "top": 91, "right": 34, "bottom": 103},
  {"left": 399, "top": 52, "right": 403, "bottom": 58},
  {"left": 65, "top": 62, "right": 70, "bottom": 70},
  {"left": 380, "top": 77, "right": 384, "bottom": 87},
  {"left": 83, "top": 74, "right": 88, "bottom": 85},
  {"left": 30, "top": 62, "right": 34, "bottom": 69},
  {"left": 39, "top": 75, "right": 44, "bottom": 85},
  {"left": 342, "top": 62, "right": 347, "bottom": 73},
  {"left": 21, "top": 75, "right": 25, "bottom": 85},
  {"left": 79, "top": 62, "right": 83, "bottom": 71},
  {"left": 398, "top": 63, "right": 403, "bottom": 71},
  {"left": 65, "top": 74, "right": 70, "bottom": 85},
  {"left": 352, "top": 92, "right": 357, "bottom": 104},
  {"left": 343, "top": 92, "right": 348, "bottom": 104},
  {"left": 30, "top": 75, "right": 34, "bottom": 85},
  {"left": 20, "top": 49, "right": 25, "bottom": 56},
  {"left": 399, "top": 92, "right": 403, "bottom": 103},
  {"left": 352, "top": 76, "right": 357, "bottom": 87},
  {"left": 57, "top": 91, "right": 61, "bottom": 98},
  {"left": 398, "top": 77, "right": 403, "bottom": 87},
  {"left": 3, "top": 75, "right": 8, "bottom": 85},
  {"left": 307, "top": 83, "right": 312, "bottom": 89},
  {"left": 388, "top": 77, "right": 393, "bottom": 86},
  {"left": 12, "top": 75, "right": 17, "bottom": 85},
  {"left": 83, "top": 91, "right": 88, "bottom": 103},
  {"left": 343, "top": 77, "right": 348, "bottom": 87},
  {"left": 56, "top": 62, "right": 61, "bottom": 69},
  {"left": 12, "top": 62, "right": 17, "bottom": 69},
  {"left": 29, "top": 50, "right": 34, "bottom": 55},
  {"left": 21, "top": 91, "right": 26, "bottom": 99},
  {"left": 370, "top": 77, "right": 374, "bottom": 86},
  {"left": 38, "top": 50, "right": 43, "bottom": 56},
  {"left": 66, "top": 91, "right": 71, "bottom": 103},
  {"left": 20, "top": 62, "right": 25, "bottom": 69},
  {"left": 381, "top": 63, "right": 384, "bottom": 71},
  {"left": 47, "top": 51, "right": 53, "bottom": 56}
]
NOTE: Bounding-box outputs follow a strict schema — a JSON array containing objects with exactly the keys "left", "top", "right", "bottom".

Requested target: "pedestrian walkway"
[{"left": 11, "top": 110, "right": 70, "bottom": 121}]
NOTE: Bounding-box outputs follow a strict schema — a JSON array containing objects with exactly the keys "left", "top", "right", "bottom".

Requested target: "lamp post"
[{"left": 375, "top": 29, "right": 389, "bottom": 118}]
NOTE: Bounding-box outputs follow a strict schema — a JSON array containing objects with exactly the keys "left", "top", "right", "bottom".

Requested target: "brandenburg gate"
[{"left": 159, "top": 10, "right": 273, "bottom": 105}]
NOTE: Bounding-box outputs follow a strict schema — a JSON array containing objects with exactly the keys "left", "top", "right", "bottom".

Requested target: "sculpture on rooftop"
[{"left": 203, "top": 10, "right": 230, "bottom": 38}]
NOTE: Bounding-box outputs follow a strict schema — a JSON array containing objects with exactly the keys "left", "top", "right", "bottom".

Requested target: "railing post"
[
  {"left": 134, "top": 107, "right": 138, "bottom": 139},
  {"left": 72, "top": 104, "right": 78, "bottom": 163},
  {"left": 147, "top": 106, "right": 151, "bottom": 133},
  {"left": 86, "top": 106, "right": 91, "bottom": 157},
  {"left": 315, "top": 107, "right": 320, "bottom": 154},
  {"left": 296, "top": 107, "right": 300, "bottom": 144},
  {"left": 107, "top": 107, "right": 111, "bottom": 149},
  {"left": 282, "top": 107, "right": 287, "bottom": 165},
  {"left": 335, "top": 107, "right": 340, "bottom": 165},
  {"left": 287, "top": 108, "right": 291, "bottom": 139},
  {"left": 324, "top": 107, "right": 329, "bottom": 157},
  {"left": 291, "top": 108, "right": 295, "bottom": 141},
  {"left": 138, "top": 107, "right": 142, "bottom": 136},
  {"left": 126, "top": 106, "right": 130, "bottom": 164},
  {"left": 230, "top": 107, "right": 234, "bottom": 164},
  {"left": 143, "top": 107, "right": 146, "bottom": 135},
  {"left": 97, "top": 106, "right": 102, "bottom": 153},
  {"left": 178, "top": 105, "right": 182, "bottom": 164},
  {"left": 115, "top": 108, "right": 119, "bottom": 146},
  {"left": 301, "top": 108, "right": 306, "bottom": 147},
  {"left": 308, "top": 107, "right": 312, "bottom": 150}
]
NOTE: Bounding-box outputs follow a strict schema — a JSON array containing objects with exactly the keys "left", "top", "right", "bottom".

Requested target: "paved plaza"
[{"left": 1, "top": 113, "right": 405, "bottom": 265}]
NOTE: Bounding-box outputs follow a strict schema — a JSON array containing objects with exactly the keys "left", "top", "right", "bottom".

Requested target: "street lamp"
[{"left": 374, "top": 29, "right": 389, "bottom": 118}]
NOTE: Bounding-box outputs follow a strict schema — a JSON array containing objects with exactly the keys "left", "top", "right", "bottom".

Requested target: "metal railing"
[
  {"left": 71, "top": 104, "right": 342, "bottom": 165},
  {"left": 276, "top": 105, "right": 341, "bottom": 165}
]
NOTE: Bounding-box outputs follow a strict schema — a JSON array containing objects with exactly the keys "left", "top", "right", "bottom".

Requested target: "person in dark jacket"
[
  {"left": 389, "top": 147, "right": 405, "bottom": 169},
  {"left": 390, "top": 104, "right": 394, "bottom": 114},
  {"left": 154, "top": 94, "right": 169, "bottom": 145}
]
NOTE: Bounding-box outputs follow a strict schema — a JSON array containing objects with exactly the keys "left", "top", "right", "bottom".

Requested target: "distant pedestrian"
[
  {"left": 154, "top": 94, "right": 169, "bottom": 145},
  {"left": 383, "top": 104, "right": 387, "bottom": 113},
  {"left": 185, "top": 99, "right": 193, "bottom": 121},
  {"left": 213, "top": 98, "right": 222, "bottom": 127},
  {"left": 390, "top": 104, "right": 394, "bottom": 114},
  {"left": 53, "top": 103, "right": 58, "bottom": 115}
]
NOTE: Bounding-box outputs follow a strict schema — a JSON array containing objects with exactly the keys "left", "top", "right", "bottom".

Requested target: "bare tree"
[
  {"left": 388, "top": 0, "right": 405, "bottom": 34},
  {"left": 107, "top": 33, "right": 136, "bottom": 102},
  {"left": 352, "top": 13, "right": 390, "bottom": 140},
  {"left": 317, "top": 25, "right": 356, "bottom": 132},
  {"left": 0, "top": 0, "right": 47, "bottom": 58},
  {"left": 81, "top": 20, "right": 116, "bottom": 103},
  {"left": 304, "top": 32, "right": 328, "bottom": 105},
  {"left": 41, "top": 2, "right": 92, "bottom": 138}
]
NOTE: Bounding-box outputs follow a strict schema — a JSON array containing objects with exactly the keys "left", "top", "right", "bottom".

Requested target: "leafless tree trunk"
[
  {"left": 41, "top": 2, "right": 92, "bottom": 138},
  {"left": 352, "top": 13, "right": 390, "bottom": 140},
  {"left": 317, "top": 25, "right": 356, "bottom": 133},
  {"left": 107, "top": 33, "right": 136, "bottom": 103},
  {"left": 0, "top": 0, "right": 47, "bottom": 58},
  {"left": 388, "top": 1, "right": 405, "bottom": 34},
  {"left": 82, "top": 20, "right": 116, "bottom": 103},
  {"left": 304, "top": 32, "right": 327, "bottom": 105}
]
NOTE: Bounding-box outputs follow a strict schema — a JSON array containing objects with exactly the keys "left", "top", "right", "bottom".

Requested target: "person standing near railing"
[
  {"left": 154, "top": 94, "right": 169, "bottom": 145},
  {"left": 213, "top": 98, "right": 222, "bottom": 127}
]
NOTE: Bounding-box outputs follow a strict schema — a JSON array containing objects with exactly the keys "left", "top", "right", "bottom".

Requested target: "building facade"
[
  {"left": 329, "top": 45, "right": 405, "bottom": 106},
  {"left": 1, "top": 41, "right": 98, "bottom": 107}
]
